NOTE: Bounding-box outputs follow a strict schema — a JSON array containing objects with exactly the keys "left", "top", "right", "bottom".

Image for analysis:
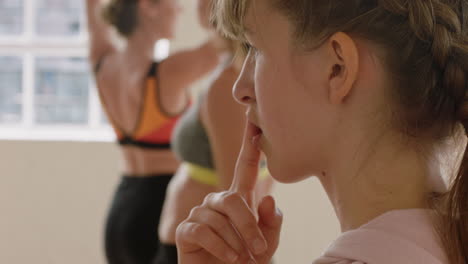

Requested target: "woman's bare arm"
[
  {"left": 158, "top": 38, "right": 224, "bottom": 95},
  {"left": 86, "top": 0, "right": 116, "bottom": 65}
]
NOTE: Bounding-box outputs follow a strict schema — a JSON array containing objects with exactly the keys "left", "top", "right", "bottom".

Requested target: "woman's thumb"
[{"left": 257, "top": 195, "right": 283, "bottom": 257}]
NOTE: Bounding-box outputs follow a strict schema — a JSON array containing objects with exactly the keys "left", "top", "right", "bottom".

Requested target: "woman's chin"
[
  {"left": 266, "top": 165, "right": 290, "bottom": 184},
  {"left": 267, "top": 160, "right": 311, "bottom": 184}
]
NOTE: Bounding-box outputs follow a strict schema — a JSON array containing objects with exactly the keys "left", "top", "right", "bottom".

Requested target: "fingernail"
[
  {"left": 252, "top": 238, "right": 267, "bottom": 254},
  {"left": 227, "top": 251, "right": 238, "bottom": 263},
  {"left": 276, "top": 207, "right": 283, "bottom": 217}
]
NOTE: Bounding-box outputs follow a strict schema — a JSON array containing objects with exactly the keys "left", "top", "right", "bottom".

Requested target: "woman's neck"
[
  {"left": 123, "top": 25, "right": 161, "bottom": 70},
  {"left": 318, "top": 130, "right": 435, "bottom": 232}
]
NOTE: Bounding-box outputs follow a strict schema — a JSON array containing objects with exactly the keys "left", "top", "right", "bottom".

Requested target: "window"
[
  {"left": 0, "top": 56, "right": 22, "bottom": 123},
  {"left": 35, "top": 0, "right": 82, "bottom": 37},
  {"left": 35, "top": 57, "right": 89, "bottom": 124},
  {"left": 0, "top": 0, "right": 23, "bottom": 35},
  {"left": 0, "top": 0, "right": 169, "bottom": 141}
]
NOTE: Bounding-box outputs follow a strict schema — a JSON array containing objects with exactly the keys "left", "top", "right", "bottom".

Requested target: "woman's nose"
[{"left": 233, "top": 51, "right": 256, "bottom": 105}]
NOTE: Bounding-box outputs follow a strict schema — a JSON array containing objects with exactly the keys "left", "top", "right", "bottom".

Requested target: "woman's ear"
[{"left": 327, "top": 32, "right": 359, "bottom": 104}]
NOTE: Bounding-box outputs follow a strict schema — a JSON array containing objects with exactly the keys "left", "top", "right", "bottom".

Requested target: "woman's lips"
[
  {"left": 250, "top": 123, "right": 263, "bottom": 149},
  {"left": 252, "top": 124, "right": 262, "bottom": 136}
]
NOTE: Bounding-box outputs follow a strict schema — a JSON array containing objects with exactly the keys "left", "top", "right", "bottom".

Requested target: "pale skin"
[
  {"left": 176, "top": 0, "right": 438, "bottom": 263},
  {"left": 86, "top": 0, "right": 222, "bottom": 175},
  {"left": 158, "top": 0, "right": 273, "bottom": 244}
]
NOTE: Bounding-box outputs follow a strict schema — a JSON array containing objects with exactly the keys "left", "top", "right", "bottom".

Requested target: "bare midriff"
[
  {"left": 158, "top": 163, "right": 217, "bottom": 243},
  {"left": 120, "top": 147, "right": 181, "bottom": 176}
]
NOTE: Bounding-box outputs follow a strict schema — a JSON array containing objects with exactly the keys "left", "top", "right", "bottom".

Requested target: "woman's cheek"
[{"left": 254, "top": 57, "right": 272, "bottom": 95}]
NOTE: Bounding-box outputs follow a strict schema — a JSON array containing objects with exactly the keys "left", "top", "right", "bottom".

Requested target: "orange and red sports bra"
[{"left": 95, "top": 61, "right": 190, "bottom": 150}]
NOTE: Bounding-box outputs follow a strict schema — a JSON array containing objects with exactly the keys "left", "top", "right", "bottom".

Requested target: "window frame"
[
  {"left": 0, "top": 0, "right": 111, "bottom": 141},
  {"left": 0, "top": 0, "right": 170, "bottom": 142}
]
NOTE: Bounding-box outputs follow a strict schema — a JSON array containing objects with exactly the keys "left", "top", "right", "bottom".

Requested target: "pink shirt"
[{"left": 313, "top": 209, "right": 449, "bottom": 264}]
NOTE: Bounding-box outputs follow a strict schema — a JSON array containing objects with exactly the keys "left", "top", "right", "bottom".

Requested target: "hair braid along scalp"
[{"left": 371, "top": 0, "right": 467, "bottom": 137}]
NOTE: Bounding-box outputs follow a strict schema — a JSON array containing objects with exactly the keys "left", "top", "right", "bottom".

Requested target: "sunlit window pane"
[
  {"left": 0, "top": 56, "right": 22, "bottom": 123},
  {"left": 0, "top": 0, "right": 23, "bottom": 35},
  {"left": 35, "top": 57, "right": 89, "bottom": 124},
  {"left": 35, "top": 0, "right": 83, "bottom": 37}
]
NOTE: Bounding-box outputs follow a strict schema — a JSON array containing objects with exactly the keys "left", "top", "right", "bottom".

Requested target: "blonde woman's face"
[{"left": 233, "top": 0, "right": 336, "bottom": 182}]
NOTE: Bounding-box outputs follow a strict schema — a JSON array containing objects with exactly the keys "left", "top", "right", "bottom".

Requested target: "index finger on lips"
[{"left": 230, "top": 121, "right": 262, "bottom": 196}]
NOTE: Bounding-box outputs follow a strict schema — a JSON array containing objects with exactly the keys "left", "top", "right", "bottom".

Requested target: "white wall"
[
  {"left": 0, "top": 141, "right": 120, "bottom": 264},
  {"left": 0, "top": 1, "right": 339, "bottom": 263}
]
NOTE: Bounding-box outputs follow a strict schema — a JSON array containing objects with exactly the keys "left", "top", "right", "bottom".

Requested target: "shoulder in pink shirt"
[{"left": 313, "top": 209, "right": 448, "bottom": 264}]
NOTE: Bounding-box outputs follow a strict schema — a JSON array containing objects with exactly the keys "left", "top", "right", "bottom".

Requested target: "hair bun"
[{"left": 102, "top": 0, "right": 139, "bottom": 37}]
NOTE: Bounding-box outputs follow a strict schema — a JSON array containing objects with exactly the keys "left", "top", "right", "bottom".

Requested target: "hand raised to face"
[{"left": 176, "top": 121, "right": 283, "bottom": 264}]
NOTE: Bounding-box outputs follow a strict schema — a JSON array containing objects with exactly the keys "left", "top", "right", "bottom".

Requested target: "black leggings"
[
  {"left": 104, "top": 174, "right": 173, "bottom": 264},
  {"left": 153, "top": 243, "right": 178, "bottom": 264}
]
